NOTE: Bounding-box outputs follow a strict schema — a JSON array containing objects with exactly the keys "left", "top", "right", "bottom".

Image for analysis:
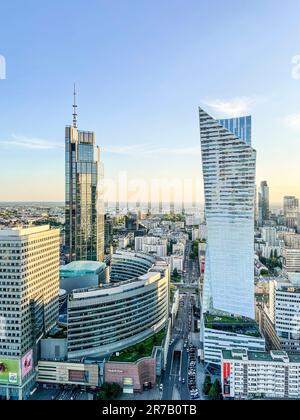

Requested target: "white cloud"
[
  {"left": 284, "top": 113, "right": 300, "bottom": 130},
  {"left": 0, "top": 135, "right": 62, "bottom": 150},
  {"left": 204, "top": 96, "right": 256, "bottom": 117}
]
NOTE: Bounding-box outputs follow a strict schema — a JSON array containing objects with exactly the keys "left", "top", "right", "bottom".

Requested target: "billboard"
[
  {"left": 223, "top": 362, "right": 231, "bottom": 396},
  {"left": 0, "top": 359, "right": 20, "bottom": 385},
  {"left": 21, "top": 350, "right": 33, "bottom": 379}
]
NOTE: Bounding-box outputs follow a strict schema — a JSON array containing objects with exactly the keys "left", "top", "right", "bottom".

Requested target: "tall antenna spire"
[{"left": 72, "top": 83, "right": 78, "bottom": 128}]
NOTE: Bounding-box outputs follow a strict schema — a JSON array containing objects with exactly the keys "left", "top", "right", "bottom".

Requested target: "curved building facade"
[
  {"left": 110, "top": 251, "right": 156, "bottom": 283},
  {"left": 67, "top": 257, "right": 169, "bottom": 359}
]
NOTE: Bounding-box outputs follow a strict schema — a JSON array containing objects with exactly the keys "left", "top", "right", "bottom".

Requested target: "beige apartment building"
[{"left": 0, "top": 225, "right": 60, "bottom": 400}]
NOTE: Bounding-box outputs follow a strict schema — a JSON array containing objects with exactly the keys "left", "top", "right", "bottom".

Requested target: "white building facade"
[
  {"left": 0, "top": 225, "right": 60, "bottom": 400},
  {"left": 222, "top": 349, "right": 300, "bottom": 400},
  {"left": 199, "top": 108, "right": 256, "bottom": 319}
]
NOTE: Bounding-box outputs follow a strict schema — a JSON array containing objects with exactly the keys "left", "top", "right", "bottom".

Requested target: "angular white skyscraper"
[{"left": 200, "top": 107, "right": 256, "bottom": 320}]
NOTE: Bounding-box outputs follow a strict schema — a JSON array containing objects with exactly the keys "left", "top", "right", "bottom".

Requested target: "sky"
[{"left": 0, "top": 0, "right": 300, "bottom": 204}]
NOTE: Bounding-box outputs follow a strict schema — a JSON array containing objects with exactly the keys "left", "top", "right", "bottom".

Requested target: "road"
[{"left": 161, "top": 240, "right": 204, "bottom": 401}]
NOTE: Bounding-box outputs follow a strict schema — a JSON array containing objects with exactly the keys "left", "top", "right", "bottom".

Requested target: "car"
[
  {"left": 159, "top": 384, "right": 163, "bottom": 392},
  {"left": 182, "top": 378, "right": 185, "bottom": 384}
]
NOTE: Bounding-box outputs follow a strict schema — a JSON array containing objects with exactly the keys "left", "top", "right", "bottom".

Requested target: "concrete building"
[
  {"left": 60, "top": 261, "right": 108, "bottom": 293},
  {"left": 0, "top": 225, "right": 60, "bottom": 400},
  {"left": 135, "top": 236, "right": 168, "bottom": 257},
  {"left": 283, "top": 248, "right": 300, "bottom": 273},
  {"left": 258, "top": 181, "right": 270, "bottom": 226},
  {"left": 284, "top": 196, "right": 299, "bottom": 217},
  {"left": 37, "top": 360, "right": 99, "bottom": 388},
  {"left": 170, "top": 255, "right": 184, "bottom": 274},
  {"left": 222, "top": 349, "right": 300, "bottom": 400},
  {"left": 203, "top": 314, "right": 265, "bottom": 366},
  {"left": 67, "top": 259, "right": 169, "bottom": 359},
  {"left": 110, "top": 251, "right": 156, "bottom": 283},
  {"left": 269, "top": 276, "right": 300, "bottom": 353}
]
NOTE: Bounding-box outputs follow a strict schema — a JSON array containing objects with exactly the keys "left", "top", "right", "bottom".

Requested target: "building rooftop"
[
  {"left": 204, "top": 313, "right": 262, "bottom": 338},
  {"left": 60, "top": 261, "right": 106, "bottom": 278},
  {"left": 0, "top": 224, "right": 54, "bottom": 237},
  {"left": 222, "top": 349, "right": 300, "bottom": 364}
]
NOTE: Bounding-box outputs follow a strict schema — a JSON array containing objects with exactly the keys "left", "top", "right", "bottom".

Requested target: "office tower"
[
  {"left": 199, "top": 107, "right": 256, "bottom": 319},
  {"left": 284, "top": 196, "right": 299, "bottom": 228},
  {"left": 254, "top": 185, "right": 258, "bottom": 226},
  {"left": 0, "top": 225, "right": 60, "bottom": 400},
  {"left": 159, "top": 189, "right": 163, "bottom": 214},
  {"left": 181, "top": 200, "right": 185, "bottom": 215},
  {"left": 116, "top": 200, "right": 120, "bottom": 215},
  {"left": 268, "top": 276, "right": 300, "bottom": 353},
  {"left": 217, "top": 115, "right": 252, "bottom": 146},
  {"left": 284, "top": 196, "right": 299, "bottom": 216},
  {"left": 65, "top": 87, "right": 104, "bottom": 263},
  {"left": 104, "top": 214, "right": 113, "bottom": 253},
  {"left": 258, "top": 181, "right": 270, "bottom": 226},
  {"left": 170, "top": 199, "right": 175, "bottom": 215}
]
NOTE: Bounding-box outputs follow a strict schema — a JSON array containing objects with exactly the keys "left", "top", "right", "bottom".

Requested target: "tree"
[
  {"left": 203, "top": 376, "right": 212, "bottom": 395},
  {"left": 260, "top": 269, "right": 269, "bottom": 276},
  {"left": 208, "top": 379, "right": 222, "bottom": 400},
  {"left": 173, "top": 268, "right": 179, "bottom": 278},
  {"left": 214, "top": 379, "right": 222, "bottom": 397},
  {"left": 137, "top": 343, "right": 146, "bottom": 355},
  {"left": 96, "top": 383, "right": 122, "bottom": 400}
]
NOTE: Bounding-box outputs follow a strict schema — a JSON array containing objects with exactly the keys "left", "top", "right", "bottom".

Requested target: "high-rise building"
[
  {"left": 258, "top": 181, "right": 270, "bottom": 226},
  {"left": 65, "top": 87, "right": 104, "bottom": 263},
  {"left": 0, "top": 225, "right": 60, "bottom": 400},
  {"left": 269, "top": 275, "right": 300, "bottom": 353},
  {"left": 199, "top": 107, "right": 256, "bottom": 319},
  {"left": 284, "top": 196, "right": 299, "bottom": 217}
]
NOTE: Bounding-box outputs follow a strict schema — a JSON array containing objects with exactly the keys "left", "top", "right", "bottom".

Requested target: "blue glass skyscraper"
[{"left": 65, "top": 88, "right": 104, "bottom": 263}]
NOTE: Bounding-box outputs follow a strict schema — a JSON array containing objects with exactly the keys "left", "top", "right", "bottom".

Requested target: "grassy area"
[
  {"left": 205, "top": 314, "right": 248, "bottom": 324},
  {"left": 110, "top": 329, "right": 166, "bottom": 363},
  {"left": 204, "top": 314, "right": 261, "bottom": 338},
  {"left": 171, "top": 276, "right": 182, "bottom": 284}
]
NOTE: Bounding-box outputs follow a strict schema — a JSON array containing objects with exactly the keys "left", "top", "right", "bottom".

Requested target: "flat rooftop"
[
  {"left": 222, "top": 350, "right": 300, "bottom": 364},
  {"left": 204, "top": 313, "right": 262, "bottom": 338},
  {"left": 0, "top": 224, "right": 54, "bottom": 237},
  {"left": 60, "top": 261, "right": 106, "bottom": 277}
]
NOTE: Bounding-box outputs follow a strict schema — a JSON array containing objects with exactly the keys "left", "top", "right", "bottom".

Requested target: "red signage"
[{"left": 223, "top": 362, "right": 231, "bottom": 396}]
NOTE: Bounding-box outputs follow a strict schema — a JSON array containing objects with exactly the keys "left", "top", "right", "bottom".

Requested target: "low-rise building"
[
  {"left": 203, "top": 313, "right": 265, "bottom": 366},
  {"left": 222, "top": 349, "right": 300, "bottom": 400}
]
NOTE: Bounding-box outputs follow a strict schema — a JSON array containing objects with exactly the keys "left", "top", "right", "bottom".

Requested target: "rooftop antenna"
[{"left": 72, "top": 83, "right": 78, "bottom": 128}]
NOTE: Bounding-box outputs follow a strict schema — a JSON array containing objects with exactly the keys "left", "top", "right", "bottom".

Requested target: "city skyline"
[{"left": 1, "top": 0, "right": 300, "bottom": 203}]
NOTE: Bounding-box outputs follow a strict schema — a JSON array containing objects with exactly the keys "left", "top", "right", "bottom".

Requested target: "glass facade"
[
  {"left": 65, "top": 126, "right": 104, "bottom": 263},
  {"left": 217, "top": 115, "right": 252, "bottom": 146},
  {"left": 199, "top": 108, "right": 256, "bottom": 319}
]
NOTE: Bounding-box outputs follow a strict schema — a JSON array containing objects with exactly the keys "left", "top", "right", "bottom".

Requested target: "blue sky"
[{"left": 0, "top": 0, "right": 300, "bottom": 202}]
